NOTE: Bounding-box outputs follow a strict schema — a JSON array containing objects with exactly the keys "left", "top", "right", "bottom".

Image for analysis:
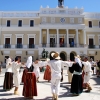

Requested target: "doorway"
[{"left": 69, "top": 38, "right": 74, "bottom": 47}]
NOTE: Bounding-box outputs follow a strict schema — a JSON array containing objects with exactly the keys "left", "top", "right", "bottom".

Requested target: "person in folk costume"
[
  {"left": 22, "top": 56, "right": 32, "bottom": 83},
  {"left": 23, "top": 56, "right": 37, "bottom": 99},
  {"left": 12, "top": 57, "right": 25, "bottom": 95},
  {"left": 44, "top": 64, "right": 51, "bottom": 82},
  {"left": 33, "top": 58, "right": 42, "bottom": 82},
  {"left": 42, "top": 52, "right": 74, "bottom": 100},
  {"left": 3, "top": 58, "right": 13, "bottom": 91},
  {"left": 67, "top": 60, "right": 73, "bottom": 84},
  {"left": 82, "top": 57, "right": 92, "bottom": 92},
  {"left": 69, "top": 56, "right": 84, "bottom": 96}
]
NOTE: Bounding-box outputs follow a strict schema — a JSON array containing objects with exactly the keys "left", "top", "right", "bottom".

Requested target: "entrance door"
[
  {"left": 50, "top": 38, "right": 55, "bottom": 47},
  {"left": 5, "top": 56, "right": 9, "bottom": 63},
  {"left": 60, "top": 53, "right": 66, "bottom": 61},
  {"left": 59, "top": 38, "right": 64, "bottom": 47},
  {"left": 90, "top": 56, "right": 94, "bottom": 61},
  {"left": 69, "top": 38, "right": 74, "bottom": 47},
  {"left": 70, "top": 53, "right": 75, "bottom": 61}
]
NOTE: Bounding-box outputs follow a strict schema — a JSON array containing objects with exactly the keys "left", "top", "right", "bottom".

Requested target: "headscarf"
[
  {"left": 26, "top": 56, "right": 32, "bottom": 68},
  {"left": 75, "top": 57, "right": 82, "bottom": 67}
]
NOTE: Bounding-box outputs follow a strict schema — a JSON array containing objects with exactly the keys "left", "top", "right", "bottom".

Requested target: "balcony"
[
  {"left": 16, "top": 44, "right": 23, "bottom": 48},
  {"left": 28, "top": 44, "right": 35, "bottom": 48},
  {"left": 60, "top": 43, "right": 66, "bottom": 47},
  {"left": 42, "top": 43, "right": 46, "bottom": 47},
  {"left": 4, "top": 44, "right": 11, "bottom": 48},
  {"left": 69, "top": 44, "right": 77, "bottom": 47},
  {"left": 88, "top": 45, "right": 95, "bottom": 49},
  {"left": 50, "top": 43, "right": 56, "bottom": 47}
]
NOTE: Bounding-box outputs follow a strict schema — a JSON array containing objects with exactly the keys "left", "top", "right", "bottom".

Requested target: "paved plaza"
[{"left": 0, "top": 68, "right": 100, "bottom": 100}]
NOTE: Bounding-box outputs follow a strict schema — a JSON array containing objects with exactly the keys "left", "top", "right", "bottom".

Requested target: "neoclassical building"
[{"left": 0, "top": 3, "right": 100, "bottom": 62}]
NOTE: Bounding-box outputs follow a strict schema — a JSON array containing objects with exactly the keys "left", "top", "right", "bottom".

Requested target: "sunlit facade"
[{"left": 0, "top": 5, "right": 100, "bottom": 62}]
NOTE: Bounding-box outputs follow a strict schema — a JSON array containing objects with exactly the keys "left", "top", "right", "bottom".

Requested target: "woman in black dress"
[{"left": 69, "top": 56, "right": 84, "bottom": 96}]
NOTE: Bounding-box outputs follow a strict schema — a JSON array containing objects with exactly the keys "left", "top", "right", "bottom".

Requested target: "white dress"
[
  {"left": 33, "top": 62, "right": 42, "bottom": 78},
  {"left": 83, "top": 61, "right": 92, "bottom": 83},
  {"left": 12, "top": 62, "right": 22, "bottom": 87},
  {"left": 6, "top": 62, "right": 12, "bottom": 73}
]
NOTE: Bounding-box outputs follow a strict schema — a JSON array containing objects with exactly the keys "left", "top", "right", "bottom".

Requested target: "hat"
[
  {"left": 74, "top": 55, "right": 81, "bottom": 59},
  {"left": 51, "top": 52, "right": 60, "bottom": 60}
]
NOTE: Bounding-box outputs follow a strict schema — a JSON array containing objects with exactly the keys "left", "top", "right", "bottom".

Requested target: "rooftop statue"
[{"left": 58, "top": 0, "right": 64, "bottom": 6}]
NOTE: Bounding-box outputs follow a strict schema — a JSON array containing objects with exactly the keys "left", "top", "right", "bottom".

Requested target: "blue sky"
[{"left": 0, "top": 0, "right": 100, "bottom": 12}]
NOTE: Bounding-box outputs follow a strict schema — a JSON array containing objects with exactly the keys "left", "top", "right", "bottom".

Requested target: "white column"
[
  {"left": 76, "top": 29, "right": 79, "bottom": 47},
  {"left": 83, "top": 30, "right": 86, "bottom": 45},
  {"left": 0, "top": 29, "right": 1, "bottom": 48},
  {"left": 57, "top": 29, "right": 59, "bottom": 47},
  {"left": 46, "top": 29, "right": 49, "bottom": 47},
  {"left": 39, "top": 29, "right": 42, "bottom": 47},
  {"left": 66, "top": 29, "right": 69, "bottom": 47}
]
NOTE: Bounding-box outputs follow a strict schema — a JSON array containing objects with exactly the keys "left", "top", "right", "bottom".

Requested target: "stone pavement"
[{"left": 0, "top": 69, "right": 100, "bottom": 100}]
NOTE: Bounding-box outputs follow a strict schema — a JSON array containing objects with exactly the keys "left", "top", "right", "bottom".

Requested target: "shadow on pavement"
[
  {"left": 0, "top": 96, "right": 53, "bottom": 100},
  {"left": 91, "top": 76, "right": 100, "bottom": 85},
  {"left": 0, "top": 93, "right": 13, "bottom": 96}
]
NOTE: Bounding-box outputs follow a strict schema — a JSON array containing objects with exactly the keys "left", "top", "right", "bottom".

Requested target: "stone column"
[
  {"left": 67, "top": 55, "right": 70, "bottom": 60},
  {"left": 66, "top": 29, "right": 69, "bottom": 47},
  {"left": 76, "top": 29, "right": 79, "bottom": 47},
  {"left": 57, "top": 29, "right": 59, "bottom": 47},
  {"left": 83, "top": 29, "right": 86, "bottom": 46},
  {"left": 46, "top": 29, "right": 49, "bottom": 47},
  {"left": 39, "top": 29, "right": 42, "bottom": 47}
]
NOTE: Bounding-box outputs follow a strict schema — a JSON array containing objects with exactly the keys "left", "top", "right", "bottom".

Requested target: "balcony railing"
[
  {"left": 16, "top": 44, "right": 23, "bottom": 48},
  {"left": 28, "top": 44, "right": 35, "bottom": 48},
  {"left": 88, "top": 45, "right": 95, "bottom": 48},
  {"left": 60, "top": 43, "right": 66, "bottom": 47},
  {"left": 42, "top": 43, "right": 46, "bottom": 47},
  {"left": 69, "top": 44, "right": 77, "bottom": 47},
  {"left": 4, "top": 44, "right": 11, "bottom": 48},
  {"left": 50, "top": 43, "right": 56, "bottom": 47}
]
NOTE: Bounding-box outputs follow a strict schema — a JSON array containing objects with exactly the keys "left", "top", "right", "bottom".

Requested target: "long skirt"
[
  {"left": 3, "top": 72, "right": 13, "bottom": 90},
  {"left": 71, "top": 74, "right": 83, "bottom": 95},
  {"left": 44, "top": 65, "right": 51, "bottom": 81},
  {"left": 22, "top": 68, "right": 28, "bottom": 83},
  {"left": 23, "top": 72, "right": 37, "bottom": 97}
]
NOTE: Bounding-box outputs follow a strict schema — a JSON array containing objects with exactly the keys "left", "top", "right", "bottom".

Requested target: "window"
[
  {"left": 7, "top": 20, "right": 10, "bottom": 27},
  {"left": 51, "top": 17, "right": 55, "bottom": 23},
  {"left": 5, "top": 38, "right": 10, "bottom": 48},
  {"left": 18, "top": 20, "right": 22, "bottom": 27},
  {"left": 16, "top": 38, "right": 22, "bottom": 48},
  {"left": 70, "top": 18, "right": 74, "bottom": 23},
  {"left": 29, "top": 38, "right": 34, "bottom": 48},
  {"left": 99, "top": 21, "right": 100, "bottom": 28},
  {"left": 89, "top": 21, "right": 92, "bottom": 28},
  {"left": 30, "top": 20, "right": 34, "bottom": 27},
  {"left": 78, "top": 18, "right": 82, "bottom": 23},
  {"left": 42, "top": 17, "right": 46, "bottom": 23}
]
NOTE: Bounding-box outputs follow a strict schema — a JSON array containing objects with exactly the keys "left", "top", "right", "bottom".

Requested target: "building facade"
[{"left": 0, "top": 6, "right": 100, "bottom": 62}]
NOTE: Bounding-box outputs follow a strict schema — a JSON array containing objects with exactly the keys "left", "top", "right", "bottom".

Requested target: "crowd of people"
[{"left": 1, "top": 53, "right": 100, "bottom": 100}]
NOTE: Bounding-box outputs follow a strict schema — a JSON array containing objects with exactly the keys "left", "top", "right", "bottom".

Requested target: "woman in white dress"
[{"left": 3, "top": 58, "right": 13, "bottom": 91}]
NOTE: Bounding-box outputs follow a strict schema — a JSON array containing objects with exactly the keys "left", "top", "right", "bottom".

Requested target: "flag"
[{"left": 60, "top": 36, "right": 64, "bottom": 46}]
